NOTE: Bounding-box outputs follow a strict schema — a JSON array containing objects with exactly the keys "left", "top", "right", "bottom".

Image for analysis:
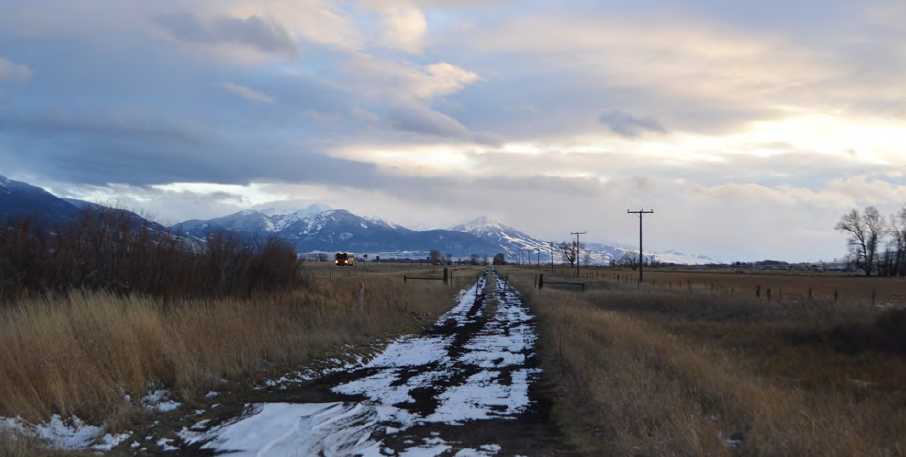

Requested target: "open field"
[
  {"left": 501, "top": 265, "right": 906, "bottom": 456},
  {"left": 0, "top": 265, "right": 483, "bottom": 455},
  {"left": 521, "top": 265, "right": 906, "bottom": 306}
]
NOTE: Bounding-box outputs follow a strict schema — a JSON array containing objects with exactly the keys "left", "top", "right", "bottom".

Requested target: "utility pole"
[
  {"left": 627, "top": 209, "right": 654, "bottom": 283},
  {"left": 549, "top": 241, "right": 554, "bottom": 272},
  {"left": 570, "top": 231, "right": 586, "bottom": 277}
]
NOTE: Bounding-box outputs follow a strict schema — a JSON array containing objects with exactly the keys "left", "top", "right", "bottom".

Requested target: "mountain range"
[{"left": 0, "top": 174, "right": 714, "bottom": 264}]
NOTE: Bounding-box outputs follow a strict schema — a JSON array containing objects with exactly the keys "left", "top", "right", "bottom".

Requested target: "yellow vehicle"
[{"left": 335, "top": 252, "right": 355, "bottom": 266}]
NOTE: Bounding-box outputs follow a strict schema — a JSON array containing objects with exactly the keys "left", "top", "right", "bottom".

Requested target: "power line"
[
  {"left": 570, "top": 231, "right": 586, "bottom": 277},
  {"left": 627, "top": 209, "right": 654, "bottom": 283}
]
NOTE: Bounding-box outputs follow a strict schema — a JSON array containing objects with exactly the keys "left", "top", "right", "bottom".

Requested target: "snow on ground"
[
  {"left": 197, "top": 269, "right": 541, "bottom": 456},
  {"left": 0, "top": 415, "right": 132, "bottom": 451},
  {"left": 0, "top": 386, "right": 182, "bottom": 452},
  {"left": 142, "top": 389, "right": 181, "bottom": 412}
]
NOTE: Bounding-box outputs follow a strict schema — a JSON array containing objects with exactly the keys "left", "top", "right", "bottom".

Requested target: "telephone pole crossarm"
[{"left": 626, "top": 210, "right": 654, "bottom": 283}]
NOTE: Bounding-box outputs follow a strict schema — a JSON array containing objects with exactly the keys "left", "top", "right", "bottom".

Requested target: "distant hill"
[{"left": 0, "top": 174, "right": 82, "bottom": 223}]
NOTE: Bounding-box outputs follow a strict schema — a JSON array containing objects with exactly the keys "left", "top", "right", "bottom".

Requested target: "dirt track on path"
[{"left": 148, "top": 268, "right": 576, "bottom": 456}]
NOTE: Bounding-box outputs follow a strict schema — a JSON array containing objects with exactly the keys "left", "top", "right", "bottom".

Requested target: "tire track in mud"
[{"left": 165, "top": 268, "right": 574, "bottom": 456}]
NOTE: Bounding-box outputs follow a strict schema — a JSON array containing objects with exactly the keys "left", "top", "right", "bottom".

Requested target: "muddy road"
[{"left": 157, "top": 268, "right": 574, "bottom": 456}]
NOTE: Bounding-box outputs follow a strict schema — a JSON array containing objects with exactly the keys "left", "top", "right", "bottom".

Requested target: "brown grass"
[
  {"left": 504, "top": 267, "right": 906, "bottom": 456},
  {"left": 0, "top": 268, "right": 481, "bottom": 452},
  {"left": 536, "top": 266, "right": 906, "bottom": 306}
]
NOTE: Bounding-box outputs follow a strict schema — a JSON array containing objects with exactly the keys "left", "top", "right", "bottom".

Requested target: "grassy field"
[
  {"left": 502, "top": 266, "right": 906, "bottom": 456},
  {"left": 0, "top": 264, "right": 483, "bottom": 455},
  {"left": 526, "top": 265, "right": 906, "bottom": 306}
]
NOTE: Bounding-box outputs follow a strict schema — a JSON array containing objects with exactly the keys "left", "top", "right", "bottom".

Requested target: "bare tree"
[
  {"left": 835, "top": 207, "right": 886, "bottom": 276},
  {"left": 558, "top": 241, "right": 585, "bottom": 267},
  {"left": 618, "top": 251, "right": 639, "bottom": 270},
  {"left": 470, "top": 253, "right": 480, "bottom": 265},
  {"left": 889, "top": 205, "right": 906, "bottom": 276},
  {"left": 429, "top": 250, "right": 441, "bottom": 265},
  {"left": 317, "top": 252, "right": 328, "bottom": 262},
  {"left": 582, "top": 251, "right": 592, "bottom": 267}
]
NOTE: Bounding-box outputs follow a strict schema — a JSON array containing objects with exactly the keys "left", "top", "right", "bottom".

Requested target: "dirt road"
[{"left": 165, "top": 268, "right": 572, "bottom": 456}]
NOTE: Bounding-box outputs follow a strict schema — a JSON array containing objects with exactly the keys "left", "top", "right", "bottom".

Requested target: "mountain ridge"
[{"left": 0, "top": 175, "right": 714, "bottom": 264}]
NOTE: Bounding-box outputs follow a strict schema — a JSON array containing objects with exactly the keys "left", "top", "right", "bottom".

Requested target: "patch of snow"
[
  {"left": 157, "top": 437, "right": 178, "bottom": 451},
  {"left": 142, "top": 390, "right": 181, "bottom": 413},
  {"left": 0, "top": 414, "right": 129, "bottom": 451},
  {"left": 91, "top": 431, "right": 133, "bottom": 451}
]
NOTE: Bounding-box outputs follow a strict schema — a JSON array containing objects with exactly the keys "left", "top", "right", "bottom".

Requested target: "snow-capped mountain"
[
  {"left": 176, "top": 208, "right": 499, "bottom": 258},
  {"left": 449, "top": 217, "right": 551, "bottom": 260},
  {"left": 448, "top": 217, "right": 714, "bottom": 265}
]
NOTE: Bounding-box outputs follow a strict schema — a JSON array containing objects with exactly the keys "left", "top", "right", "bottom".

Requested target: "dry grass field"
[
  {"left": 0, "top": 264, "right": 482, "bottom": 455},
  {"left": 531, "top": 266, "right": 906, "bottom": 306},
  {"left": 502, "top": 266, "right": 906, "bottom": 456}
]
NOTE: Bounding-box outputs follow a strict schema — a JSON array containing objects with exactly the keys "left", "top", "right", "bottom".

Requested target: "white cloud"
[
  {"left": 0, "top": 57, "right": 32, "bottom": 83},
  {"left": 215, "top": 82, "right": 274, "bottom": 103}
]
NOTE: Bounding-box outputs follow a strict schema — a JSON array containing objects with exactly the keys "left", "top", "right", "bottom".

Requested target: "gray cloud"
[
  {"left": 599, "top": 110, "right": 667, "bottom": 138},
  {"left": 155, "top": 12, "right": 298, "bottom": 57}
]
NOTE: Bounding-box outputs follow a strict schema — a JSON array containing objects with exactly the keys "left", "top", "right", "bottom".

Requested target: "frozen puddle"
[{"left": 191, "top": 269, "right": 542, "bottom": 456}]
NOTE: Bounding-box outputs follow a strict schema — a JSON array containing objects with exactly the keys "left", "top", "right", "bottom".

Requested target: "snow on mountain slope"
[{"left": 449, "top": 217, "right": 715, "bottom": 265}]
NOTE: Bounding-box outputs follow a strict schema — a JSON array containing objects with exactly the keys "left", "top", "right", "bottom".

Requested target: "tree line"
[{"left": 835, "top": 205, "right": 906, "bottom": 276}]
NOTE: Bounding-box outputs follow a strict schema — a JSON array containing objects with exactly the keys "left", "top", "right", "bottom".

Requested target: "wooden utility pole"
[
  {"left": 570, "top": 231, "right": 586, "bottom": 277},
  {"left": 627, "top": 209, "right": 654, "bottom": 283},
  {"left": 550, "top": 241, "right": 554, "bottom": 272}
]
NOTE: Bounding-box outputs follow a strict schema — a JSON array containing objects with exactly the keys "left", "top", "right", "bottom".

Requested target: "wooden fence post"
[
  {"left": 767, "top": 288, "right": 772, "bottom": 301},
  {"left": 539, "top": 274, "right": 544, "bottom": 289}
]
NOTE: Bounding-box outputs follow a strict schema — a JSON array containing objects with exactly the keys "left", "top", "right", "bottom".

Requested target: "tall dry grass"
[
  {"left": 0, "top": 272, "right": 473, "bottom": 428},
  {"left": 504, "top": 267, "right": 906, "bottom": 456}
]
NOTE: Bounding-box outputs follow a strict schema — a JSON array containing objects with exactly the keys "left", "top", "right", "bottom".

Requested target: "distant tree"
[
  {"left": 317, "top": 252, "right": 328, "bottom": 262},
  {"left": 482, "top": 254, "right": 490, "bottom": 266},
  {"left": 445, "top": 253, "right": 453, "bottom": 265},
  {"left": 493, "top": 253, "right": 506, "bottom": 265},
  {"left": 889, "top": 205, "right": 906, "bottom": 276},
  {"left": 618, "top": 251, "right": 639, "bottom": 270},
  {"left": 835, "top": 207, "right": 885, "bottom": 276},
  {"left": 429, "top": 250, "right": 441, "bottom": 265},
  {"left": 558, "top": 241, "right": 579, "bottom": 268},
  {"left": 470, "top": 253, "right": 480, "bottom": 265},
  {"left": 363, "top": 253, "right": 368, "bottom": 260}
]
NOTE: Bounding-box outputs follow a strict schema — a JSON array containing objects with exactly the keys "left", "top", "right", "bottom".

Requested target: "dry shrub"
[{"left": 0, "top": 208, "right": 303, "bottom": 304}]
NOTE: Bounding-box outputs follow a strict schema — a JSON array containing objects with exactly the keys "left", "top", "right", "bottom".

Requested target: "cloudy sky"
[{"left": 2, "top": 0, "right": 905, "bottom": 262}]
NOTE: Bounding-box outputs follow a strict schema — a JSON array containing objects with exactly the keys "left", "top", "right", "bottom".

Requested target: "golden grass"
[
  {"left": 0, "top": 268, "right": 480, "bottom": 452},
  {"left": 503, "top": 267, "right": 906, "bottom": 456}
]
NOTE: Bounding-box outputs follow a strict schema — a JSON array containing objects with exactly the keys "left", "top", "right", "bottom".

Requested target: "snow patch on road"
[{"left": 198, "top": 271, "right": 533, "bottom": 456}]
